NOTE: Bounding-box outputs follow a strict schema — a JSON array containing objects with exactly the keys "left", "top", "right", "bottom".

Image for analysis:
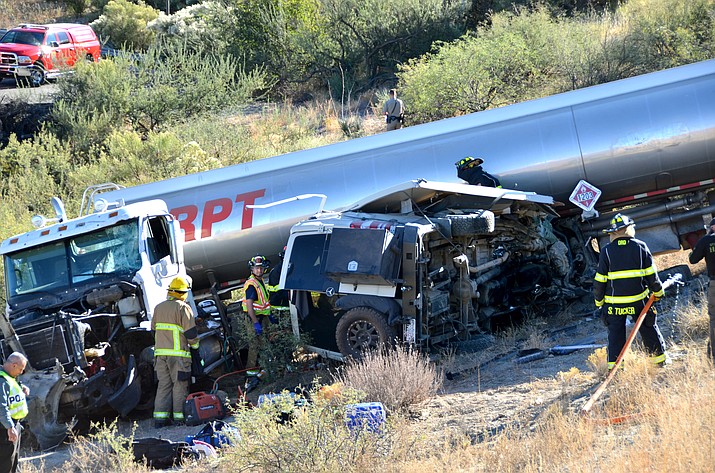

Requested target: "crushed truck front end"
[
  {"left": 281, "top": 181, "right": 590, "bottom": 360},
  {"left": 0, "top": 197, "right": 184, "bottom": 449}
]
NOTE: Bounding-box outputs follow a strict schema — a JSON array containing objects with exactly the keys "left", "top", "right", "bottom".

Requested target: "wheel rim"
[
  {"left": 346, "top": 320, "right": 380, "bottom": 351},
  {"left": 29, "top": 67, "right": 43, "bottom": 86}
]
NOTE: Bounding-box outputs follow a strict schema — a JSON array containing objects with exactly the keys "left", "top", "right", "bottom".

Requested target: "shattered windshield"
[{"left": 4, "top": 220, "right": 141, "bottom": 300}]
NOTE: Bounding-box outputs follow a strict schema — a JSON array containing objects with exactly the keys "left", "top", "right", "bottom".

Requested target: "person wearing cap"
[
  {"left": 383, "top": 89, "right": 404, "bottom": 131},
  {"left": 242, "top": 255, "right": 277, "bottom": 369},
  {"left": 688, "top": 217, "right": 715, "bottom": 364},
  {"left": 594, "top": 213, "right": 667, "bottom": 370},
  {"left": 455, "top": 157, "right": 502, "bottom": 188},
  {"left": 151, "top": 276, "right": 199, "bottom": 428}
]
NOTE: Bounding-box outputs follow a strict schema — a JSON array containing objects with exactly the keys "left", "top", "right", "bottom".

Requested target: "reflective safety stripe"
[
  {"left": 189, "top": 341, "right": 200, "bottom": 350},
  {"left": 266, "top": 284, "right": 279, "bottom": 292},
  {"left": 155, "top": 322, "right": 191, "bottom": 358},
  {"left": 0, "top": 371, "right": 27, "bottom": 420},
  {"left": 606, "top": 266, "right": 656, "bottom": 280},
  {"left": 242, "top": 276, "right": 271, "bottom": 314},
  {"left": 173, "top": 412, "right": 184, "bottom": 420},
  {"left": 595, "top": 299, "right": 604, "bottom": 307},
  {"left": 153, "top": 411, "right": 170, "bottom": 419},
  {"left": 604, "top": 289, "right": 650, "bottom": 304},
  {"left": 595, "top": 272, "right": 607, "bottom": 283},
  {"left": 650, "top": 353, "right": 666, "bottom": 365}
]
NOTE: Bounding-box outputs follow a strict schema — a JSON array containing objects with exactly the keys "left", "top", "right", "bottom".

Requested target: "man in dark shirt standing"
[{"left": 689, "top": 217, "right": 715, "bottom": 364}]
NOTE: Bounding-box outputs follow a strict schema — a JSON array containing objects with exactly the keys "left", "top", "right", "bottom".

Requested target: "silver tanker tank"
[{"left": 98, "top": 59, "right": 715, "bottom": 293}]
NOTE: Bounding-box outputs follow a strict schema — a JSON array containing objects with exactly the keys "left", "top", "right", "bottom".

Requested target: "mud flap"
[
  {"left": 21, "top": 361, "right": 75, "bottom": 451},
  {"left": 108, "top": 355, "right": 141, "bottom": 417}
]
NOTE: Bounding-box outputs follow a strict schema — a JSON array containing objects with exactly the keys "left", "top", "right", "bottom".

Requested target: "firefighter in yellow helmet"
[
  {"left": 593, "top": 213, "right": 667, "bottom": 370},
  {"left": 455, "top": 156, "right": 501, "bottom": 188},
  {"left": 151, "top": 276, "right": 199, "bottom": 428},
  {"left": 242, "top": 255, "right": 278, "bottom": 372}
]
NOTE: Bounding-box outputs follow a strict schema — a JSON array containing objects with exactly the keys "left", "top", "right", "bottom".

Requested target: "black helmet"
[
  {"left": 455, "top": 156, "right": 484, "bottom": 171},
  {"left": 248, "top": 255, "right": 270, "bottom": 268},
  {"left": 603, "top": 213, "right": 635, "bottom": 233}
]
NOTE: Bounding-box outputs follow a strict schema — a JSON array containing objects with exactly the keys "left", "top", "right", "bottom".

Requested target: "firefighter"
[
  {"left": 151, "top": 276, "right": 200, "bottom": 428},
  {"left": 267, "top": 247, "right": 290, "bottom": 312},
  {"left": 0, "top": 353, "right": 28, "bottom": 473},
  {"left": 455, "top": 156, "right": 502, "bottom": 188},
  {"left": 688, "top": 217, "right": 715, "bottom": 364},
  {"left": 242, "top": 255, "right": 278, "bottom": 370},
  {"left": 594, "top": 213, "right": 667, "bottom": 369}
]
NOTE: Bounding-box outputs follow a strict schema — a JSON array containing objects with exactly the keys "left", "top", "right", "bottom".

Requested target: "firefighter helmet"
[
  {"left": 604, "top": 213, "right": 636, "bottom": 233},
  {"left": 455, "top": 156, "right": 484, "bottom": 171},
  {"left": 249, "top": 255, "right": 270, "bottom": 268},
  {"left": 168, "top": 276, "right": 191, "bottom": 293}
]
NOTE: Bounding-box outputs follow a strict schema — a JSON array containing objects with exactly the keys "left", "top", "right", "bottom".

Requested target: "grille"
[{"left": 0, "top": 52, "right": 18, "bottom": 66}]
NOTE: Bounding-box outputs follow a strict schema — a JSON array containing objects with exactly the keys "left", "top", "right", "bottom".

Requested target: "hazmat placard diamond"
[{"left": 569, "top": 180, "right": 602, "bottom": 212}]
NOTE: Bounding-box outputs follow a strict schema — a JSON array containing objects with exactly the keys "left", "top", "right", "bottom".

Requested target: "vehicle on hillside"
[{"left": 0, "top": 23, "right": 100, "bottom": 87}]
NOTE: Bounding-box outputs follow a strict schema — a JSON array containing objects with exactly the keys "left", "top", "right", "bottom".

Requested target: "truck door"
[
  {"left": 50, "top": 30, "right": 76, "bottom": 70},
  {"left": 139, "top": 215, "right": 183, "bottom": 319}
]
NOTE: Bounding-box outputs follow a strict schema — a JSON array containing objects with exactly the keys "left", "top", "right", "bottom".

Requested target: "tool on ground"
[{"left": 581, "top": 273, "right": 683, "bottom": 414}]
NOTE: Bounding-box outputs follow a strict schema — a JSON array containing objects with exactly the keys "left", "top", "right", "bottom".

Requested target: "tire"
[
  {"left": 452, "top": 334, "right": 495, "bottom": 354},
  {"left": 26, "top": 64, "right": 45, "bottom": 87},
  {"left": 449, "top": 210, "right": 495, "bottom": 236},
  {"left": 335, "top": 307, "right": 396, "bottom": 359}
]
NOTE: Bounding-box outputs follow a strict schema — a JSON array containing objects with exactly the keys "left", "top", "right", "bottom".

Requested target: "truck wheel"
[
  {"left": 26, "top": 64, "right": 45, "bottom": 87},
  {"left": 336, "top": 307, "right": 396, "bottom": 359},
  {"left": 449, "top": 211, "right": 495, "bottom": 236}
]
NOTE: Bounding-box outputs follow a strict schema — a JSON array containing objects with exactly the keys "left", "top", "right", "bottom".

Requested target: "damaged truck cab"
[
  {"left": 0, "top": 186, "right": 198, "bottom": 449},
  {"left": 280, "top": 181, "right": 590, "bottom": 361}
]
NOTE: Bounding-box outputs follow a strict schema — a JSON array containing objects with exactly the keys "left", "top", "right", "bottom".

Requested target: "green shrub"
[{"left": 90, "top": 0, "right": 159, "bottom": 51}]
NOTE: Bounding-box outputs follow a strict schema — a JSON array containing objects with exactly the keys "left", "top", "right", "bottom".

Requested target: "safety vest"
[
  {"left": 242, "top": 275, "right": 271, "bottom": 315},
  {"left": 154, "top": 323, "right": 193, "bottom": 358},
  {"left": 0, "top": 371, "right": 27, "bottom": 420}
]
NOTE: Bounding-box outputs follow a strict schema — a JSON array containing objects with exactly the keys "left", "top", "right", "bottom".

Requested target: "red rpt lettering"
[
  {"left": 169, "top": 188, "right": 267, "bottom": 242},
  {"left": 171, "top": 205, "right": 199, "bottom": 242},
  {"left": 201, "top": 198, "right": 234, "bottom": 239},
  {"left": 236, "top": 189, "right": 266, "bottom": 230}
]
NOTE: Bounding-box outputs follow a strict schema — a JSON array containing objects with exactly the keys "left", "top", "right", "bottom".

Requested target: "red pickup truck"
[{"left": 0, "top": 23, "right": 101, "bottom": 87}]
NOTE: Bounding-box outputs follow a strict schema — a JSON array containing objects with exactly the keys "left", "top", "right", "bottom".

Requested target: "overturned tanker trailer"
[{"left": 0, "top": 190, "right": 235, "bottom": 450}]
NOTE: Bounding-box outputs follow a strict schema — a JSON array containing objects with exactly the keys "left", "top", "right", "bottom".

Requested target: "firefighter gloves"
[{"left": 253, "top": 322, "right": 263, "bottom": 336}]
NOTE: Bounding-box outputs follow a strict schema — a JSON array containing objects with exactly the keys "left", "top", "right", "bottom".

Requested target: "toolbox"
[{"left": 183, "top": 391, "right": 225, "bottom": 426}]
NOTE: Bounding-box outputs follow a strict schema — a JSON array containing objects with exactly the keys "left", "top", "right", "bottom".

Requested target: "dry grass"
[
  {"left": 333, "top": 345, "right": 443, "bottom": 414},
  {"left": 0, "top": 0, "right": 69, "bottom": 29}
]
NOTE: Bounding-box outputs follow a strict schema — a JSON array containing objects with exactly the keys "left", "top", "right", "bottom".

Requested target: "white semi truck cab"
[{"left": 0, "top": 185, "right": 230, "bottom": 449}]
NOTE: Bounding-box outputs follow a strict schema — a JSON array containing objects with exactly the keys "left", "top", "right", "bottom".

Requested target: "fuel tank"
[{"left": 99, "top": 60, "right": 715, "bottom": 292}]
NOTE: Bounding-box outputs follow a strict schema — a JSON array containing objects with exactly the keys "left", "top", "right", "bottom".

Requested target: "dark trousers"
[
  {"left": 605, "top": 301, "right": 666, "bottom": 364},
  {"left": 0, "top": 424, "right": 20, "bottom": 473}
]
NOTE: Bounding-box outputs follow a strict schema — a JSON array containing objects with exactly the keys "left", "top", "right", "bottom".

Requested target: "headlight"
[{"left": 17, "top": 56, "right": 32, "bottom": 65}]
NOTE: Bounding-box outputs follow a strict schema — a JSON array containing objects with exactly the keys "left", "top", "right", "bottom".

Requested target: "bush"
[
  {"left": 333, "top": 344, "right": 442, "bottom": 413},
  {"left": 223, "top": 386, "right": 392, "bottom": 473},
  {"left": 90, "top": 0, "right": 159, "bottom": 51}
]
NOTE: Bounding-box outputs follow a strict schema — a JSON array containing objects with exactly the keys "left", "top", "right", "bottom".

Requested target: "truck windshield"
[
  {"left": 4, "top": 220, "right": 142, "bottom": 299},
  {"left": 0, "top": 30, "right": 44, "bottom": 46}
]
